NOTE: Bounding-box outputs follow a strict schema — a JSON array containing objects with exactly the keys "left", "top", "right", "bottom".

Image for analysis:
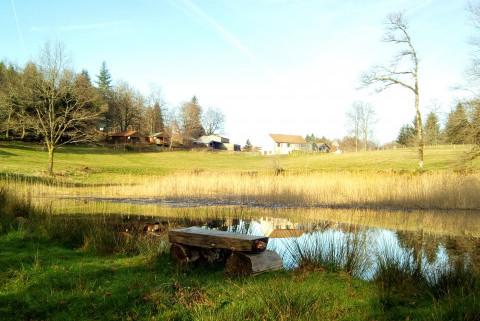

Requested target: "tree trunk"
[
  {"left": 415, "top": 93, "right": 424, "bottom": 171},
  {"left": 48, "top": 145, "right": 55, "bottom": 175}
]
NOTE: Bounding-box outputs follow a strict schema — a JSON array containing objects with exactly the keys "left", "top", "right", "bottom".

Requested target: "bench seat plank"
[{"left": 168, "top": 226, "right": 268, "bottom": 252}]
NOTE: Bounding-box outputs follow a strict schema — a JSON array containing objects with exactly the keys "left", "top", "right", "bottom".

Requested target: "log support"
[
  {"left": 168, "top": 227, "right": 283, "bottom": 276},
  {"left": 226, "top": 250, "right": 284, "bottom": 276},
  {"left": 170, "top": 243, "right": 231, "bottom": 265}
]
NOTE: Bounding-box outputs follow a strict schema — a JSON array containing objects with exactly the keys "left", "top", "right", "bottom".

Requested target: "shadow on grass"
[
  {"left": 0, "top": 141, "right": 161, "bottom": 156},
  {"left": 0, "top": 232, "right": 228, "bottom": 321},
  {"left": 0, "top": 172, "right": 121, "bottom": 188},
  {"left": 0, "top": 150, "right": 16, "bottom": 156}
]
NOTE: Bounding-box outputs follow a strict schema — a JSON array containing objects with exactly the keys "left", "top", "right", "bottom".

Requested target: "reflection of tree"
[
  {"left": 229, "top": 219, "right": 252, "bottom": 235},
  {"left": 207, "top": 218, "right": 227, "bottom": 230},
  {"left": 444, "top": 236, "right": 480, "bottom": 267},
  {"left": 395, "top": 230, "right": 441, "bottom": 266},
  {"left": 396, "top": 230, "right": 480, "bottom": 268}
]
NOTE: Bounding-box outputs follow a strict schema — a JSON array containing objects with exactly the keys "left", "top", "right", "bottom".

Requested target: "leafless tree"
[
  {"left": 346, "top": 102, "right": 362, "bottom": 152},
  {"left": 202, "top": 106, "right": 225, "bottom": 135},
  {"left": 346, "top": 101, "right": 376, "bottom": 152},
  {"left": 24, "top": 41, "right": 99, "bottom": 174},
  {"left": 179, "top": 96, "right": 205, "bottom": 139},
  {"left": 109, "top": 81, "right": 144, "bottom": 132},
  {"left": 466, "top": 2, "right": 480, "bottom": 87},
  {"left": 360, "top": 103, "right": 376, "bottom": 151},
  {"left": 361, "top": 12, "right": 424, "bottom": 170},
  {"left": 145, "top": 85, "right": 166, "bottom": 133}
]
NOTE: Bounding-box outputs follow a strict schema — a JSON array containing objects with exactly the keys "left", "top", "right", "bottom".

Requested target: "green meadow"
[{"left": 1, "top": 142, "right": 478, "bottom": 182}]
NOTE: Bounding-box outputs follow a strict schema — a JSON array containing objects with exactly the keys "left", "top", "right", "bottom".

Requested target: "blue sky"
[{"left": 1, "top": 0, "right": 475, "bottom": 146}]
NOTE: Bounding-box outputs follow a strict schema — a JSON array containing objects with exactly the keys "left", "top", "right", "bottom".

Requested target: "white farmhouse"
[{"left": 261, "top": 134, "right": 308, "bottom": 155}]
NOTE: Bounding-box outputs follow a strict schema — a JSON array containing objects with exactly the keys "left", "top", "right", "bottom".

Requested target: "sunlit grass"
[
  {"left": 7, "top": 170, "right": 480, "bottom": 211},
  {"left": 1, "top": 142, "right": 478, "bottom": 183}
]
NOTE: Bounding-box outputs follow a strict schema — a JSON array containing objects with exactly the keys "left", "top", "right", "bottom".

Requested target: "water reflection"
[
  {"left": 35, "top": 195, "right": 480, "bottom": 279},
  {"left": 105, "top": 213, "right": 479, "bottom": 280}
]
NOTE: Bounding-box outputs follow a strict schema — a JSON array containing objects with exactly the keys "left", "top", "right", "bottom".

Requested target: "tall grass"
[
  {"left": 282, "top": 228, "right": 372, "bottom": 277},
  {"left": 373, "top": 239, "right": 480, "bottom": 320},
  {"left": 7, "top": 170, "right": 480, "bottom": 210},
  {"left": 0, "top": 184, "right": 169, "bottom": 256}
]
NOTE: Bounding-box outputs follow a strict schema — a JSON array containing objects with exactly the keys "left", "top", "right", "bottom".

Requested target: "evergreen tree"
[
  {"left": 397, "top": 124, "right": 416, "bottom": 146},
  {"left": 243, "top": 139, "right": 252, "bottom": 152},
  {"left": 95, "top": 61, "right": 112, "bottom": 98},
  {"left": 445, "top": 103, "right": 470, "bottom": 144},
  {"left": 470, "top": 100, "right": 480, "bottom": 145},
  {"left": 80, "top": 69, "right": 91, "bottom": 84},
  {"left": 424, "top": 111, "right": 441, "bottom": 146},
  {"left": 152, "top": 101, "right": 164, "bottom": 133}
]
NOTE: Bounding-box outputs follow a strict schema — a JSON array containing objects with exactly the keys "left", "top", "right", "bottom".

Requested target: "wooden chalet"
[
  {"left": 108, "top": 131, "right": 143, "bottom": 144},
  {"left": 147, "top": 132, "right": 169, "bottom": 146}
]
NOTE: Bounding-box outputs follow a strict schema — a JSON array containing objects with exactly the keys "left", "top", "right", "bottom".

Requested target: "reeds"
[
  {"left": 282, "top": 228, "right": 372, "bottom": 277},
  {"left": 7, "top": 170, "right": 480, "bottom": 210},
  {"left": 0, "top": 185, "right": 169, "bottom": 256}
]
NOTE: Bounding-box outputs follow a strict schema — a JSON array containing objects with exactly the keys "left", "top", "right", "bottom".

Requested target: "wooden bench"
[{"left": 168, "top": 227, "right": 283, "bottom": 276}]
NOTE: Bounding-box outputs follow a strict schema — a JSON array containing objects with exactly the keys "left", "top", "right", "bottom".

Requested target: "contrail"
[
  {"left": 167, "top": 0, "right": 275, "bottom": 77},
  {"left": 10, "top": 0, "right": 25, "bottom": 53}
]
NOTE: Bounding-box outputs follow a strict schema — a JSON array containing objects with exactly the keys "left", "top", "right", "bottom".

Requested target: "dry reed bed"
[{"left": 10, "top": 170, "right": 480, "bottom": 210}]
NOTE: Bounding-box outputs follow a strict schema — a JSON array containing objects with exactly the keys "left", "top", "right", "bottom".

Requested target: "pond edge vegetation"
[{"left": 1, "top": 186, "right": 479, "bottom": 320}]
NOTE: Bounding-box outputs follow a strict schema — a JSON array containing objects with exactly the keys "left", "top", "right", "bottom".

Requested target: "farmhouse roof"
[
  {"left": 109, "top": 130, "right": 142, "bottom": 137},
  {"left": 269, "top": 134, "right": 307, "bottom": 144},
  {"left": 148, "top": 132, "right": 165, "bottom": 137}
]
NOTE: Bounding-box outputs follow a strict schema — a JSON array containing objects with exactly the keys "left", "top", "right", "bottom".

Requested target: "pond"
[{"left": 36, "top": 196, "right": 480, "bottom": 280}]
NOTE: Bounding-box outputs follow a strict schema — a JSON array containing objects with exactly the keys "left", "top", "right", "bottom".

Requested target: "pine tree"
[
  {"left": 445, "top": 103, "right": 470, "bottom": 144},
  {"left": 424, "top": 111, "right": 441, "bottom": 146},
  {"left": 152, "top": 102, "right": 164, "bottom": 133},
  {"left": 470, "top": 100, "right": 480, "bottom": 145},
  {"left": 243, "top": 139, "right": 252, "bottom": 152},
  {"left": 397, "top": 124, "right": 416, "bottom": 146},
  {"left": 95, "top": 61, "right": 112, "bottom": 98}
]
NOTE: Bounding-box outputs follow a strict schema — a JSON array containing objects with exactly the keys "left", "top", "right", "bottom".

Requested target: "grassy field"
[{"left": 1, "top": 142, "right": 479, "bottom": 182}]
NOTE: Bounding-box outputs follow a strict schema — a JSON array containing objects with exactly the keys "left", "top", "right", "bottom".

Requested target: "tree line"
[
  {"left": 0, "top": 42, "right": 226, "bottom": 174},
  {"left": 397, "top": 101, "right": 480, "bottom": 147}
]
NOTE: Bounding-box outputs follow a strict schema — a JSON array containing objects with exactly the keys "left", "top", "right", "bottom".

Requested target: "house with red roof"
[{"left": 108, "top": 131, "right": 143, "bottom": 144}]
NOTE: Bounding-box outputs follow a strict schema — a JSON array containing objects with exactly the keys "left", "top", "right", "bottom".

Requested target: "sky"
[{"left": 1, "top": 0, "right": 476, "bottom": 146}]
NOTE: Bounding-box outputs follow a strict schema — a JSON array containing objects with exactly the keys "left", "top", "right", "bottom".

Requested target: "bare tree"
[
  {"left": 202, "top": 106, "right": 225, "bottom": 135},
  {"left": 346, "top": 101, "right": 362, "bottom": 152},
  {"left": 24, "top": 41, "right": 99, "bottom": 174},
  {"left": 179, "top": 96, "right": 205, "bottom": 139},
  {"left": 466, "top": 2, "right": 480, "bottom": 87},
  {"left": 360, "top": 103, "right": 376, "bottom": 151},
  {"left": 361, "top": 12, "right": 424, "bottom": 170},
  {"left": 109, "top": 81, "right": 144, "bottom": 132}
]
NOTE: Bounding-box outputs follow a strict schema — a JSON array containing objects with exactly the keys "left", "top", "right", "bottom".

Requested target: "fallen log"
[
  {"left": 170, "top": 243, "right": 231, "bottom": 265},
  {"left": 168, "top": 227, "right": 268, "bottom": 252},
  {"left": 225, "top": 250, "right": 284, "bottom": 276}
]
